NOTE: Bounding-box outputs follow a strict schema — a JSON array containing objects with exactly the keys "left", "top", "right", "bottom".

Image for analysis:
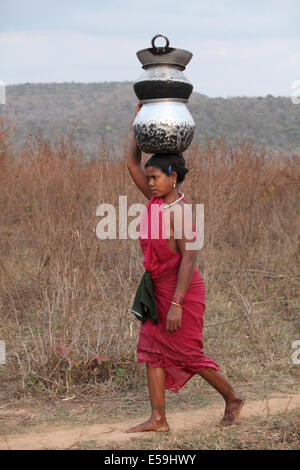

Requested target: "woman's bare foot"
[
  {"left": 126, "top": 417, "right": 170, "bottom": 433},
  {"left": 219, "top": 393, "right": 245, "bottom": 426}
]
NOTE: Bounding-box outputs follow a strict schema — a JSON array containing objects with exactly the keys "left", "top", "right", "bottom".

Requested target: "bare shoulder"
[{"left": 168, "top": 201, "right": 194, "bottom": 239}]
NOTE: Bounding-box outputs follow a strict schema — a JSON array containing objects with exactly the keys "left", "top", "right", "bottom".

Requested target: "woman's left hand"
[{"left": 166, "top": 305, "right": 182, "bottom": 332}]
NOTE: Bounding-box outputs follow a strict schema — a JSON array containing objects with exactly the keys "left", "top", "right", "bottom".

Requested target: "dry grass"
[
  {"left": 0, "top": 113, "right": 299, "bottom": 403},
  {"left": 97, "top": 410, "right": 300, "bottom": 450}
]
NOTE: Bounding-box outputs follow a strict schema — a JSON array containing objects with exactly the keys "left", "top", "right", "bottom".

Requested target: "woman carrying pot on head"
[{"left": 126, "top": 103, "right": 245, "bottom": 432}]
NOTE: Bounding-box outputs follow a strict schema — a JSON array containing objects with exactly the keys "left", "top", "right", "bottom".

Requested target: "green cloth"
[{"left": 131, "top": 271, "right": 158, "bottom": 324}]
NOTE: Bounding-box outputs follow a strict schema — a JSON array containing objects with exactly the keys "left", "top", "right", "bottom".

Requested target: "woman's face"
[{"left": 145, "top": 166, "right": 174, "bottom": 197}]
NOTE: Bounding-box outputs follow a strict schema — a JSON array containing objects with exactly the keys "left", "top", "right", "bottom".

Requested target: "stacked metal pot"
[{"left": 133, "top": 34, "right": 195, "bottom": 154}]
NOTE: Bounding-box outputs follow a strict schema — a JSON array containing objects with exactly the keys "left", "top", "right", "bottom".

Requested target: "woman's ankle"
[
  {"left": 224, "top": 390, "right": 243, "bottom": 404},
  {"left": 151, "top": 407, "right": 167, "bottom": 423}
]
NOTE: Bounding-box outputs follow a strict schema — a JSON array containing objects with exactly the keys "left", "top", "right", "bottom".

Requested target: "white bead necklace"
[{"left": 164, "top": 192, "right": 184, "bottom": 209}]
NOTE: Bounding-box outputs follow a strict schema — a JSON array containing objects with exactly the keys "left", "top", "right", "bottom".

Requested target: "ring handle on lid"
[{"left": 151, "top": 34, "right": 170, "bottom": 51}]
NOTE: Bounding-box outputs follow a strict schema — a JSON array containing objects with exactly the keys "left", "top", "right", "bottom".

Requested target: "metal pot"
[
  {"left": 133, "top": 34, "right": 193, "bottom": 101},
  {"left": 133, "top": 35, "right": 195, "bottom": 154},
  {"left": 134, "top": 64, "right": 193, "bottom": 101},
  {"left": 133, "top": 99, "right": 195, "bottom": 154}
]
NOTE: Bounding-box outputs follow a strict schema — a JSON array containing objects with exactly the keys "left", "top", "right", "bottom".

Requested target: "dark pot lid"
[{"left": 136, "top": 34, "right": 193, "bottom": 70}]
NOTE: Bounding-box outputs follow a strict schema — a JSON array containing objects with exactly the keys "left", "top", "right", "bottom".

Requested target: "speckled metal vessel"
[
  {"left": 133, "top": 100, "right": 195, "bottom": 154},
  {"left": 133, "top": 35, "right": 195, "bottom": 154},
  {"left": 134, "top": 65, "right": 193, "bottom": 101}
]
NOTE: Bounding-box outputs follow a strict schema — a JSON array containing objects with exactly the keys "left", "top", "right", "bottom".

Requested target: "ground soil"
[{"left": 0, "top": 392, "right": 299, "bottom": 450}]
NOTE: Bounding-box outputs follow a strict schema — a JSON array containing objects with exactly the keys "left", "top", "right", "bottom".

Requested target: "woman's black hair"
[{"left": 144, "top": 153, "right": 189, "bottom": 183}]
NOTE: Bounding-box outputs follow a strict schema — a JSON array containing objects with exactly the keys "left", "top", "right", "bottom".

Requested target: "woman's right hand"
[
  {"left": 166, "top": 305, "right": 182, "bottom": 333},
  {"left": 135, "top": 102, "right": 142, "bottom": 116},
  {"left": 130, "top": 103, "right": 143, "bottom": 129}
]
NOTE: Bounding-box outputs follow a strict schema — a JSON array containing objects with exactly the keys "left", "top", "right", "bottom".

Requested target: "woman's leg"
[
  {"left": 126, "top": 365, "right": 170, "bottom": 432},
  {"left": 198, "top": 368, "right": 245, "bottom": 426}
]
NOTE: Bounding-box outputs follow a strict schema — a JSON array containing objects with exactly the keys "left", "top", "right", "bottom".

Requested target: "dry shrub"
[{"left": 0, "top": 113, "right": 299, "bottom": 398}]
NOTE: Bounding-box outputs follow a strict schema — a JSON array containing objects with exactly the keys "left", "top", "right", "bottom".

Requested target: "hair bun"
[{"left": 178, "top": 154, "right": 185, "bottom": 166}]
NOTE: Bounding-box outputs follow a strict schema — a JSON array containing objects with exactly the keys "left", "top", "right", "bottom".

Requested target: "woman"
[{"left": 126, "top": 104, "right": 245, "bottom": 432}]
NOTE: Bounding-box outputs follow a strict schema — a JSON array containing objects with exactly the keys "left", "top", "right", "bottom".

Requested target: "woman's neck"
[{"left": 163, "top": 188, "right": 182, "bottom": 205}]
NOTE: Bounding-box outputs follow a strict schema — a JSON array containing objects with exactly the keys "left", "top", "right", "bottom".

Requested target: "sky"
[{"left": 0, "top": 0, "right": 300, "bottom": 97}]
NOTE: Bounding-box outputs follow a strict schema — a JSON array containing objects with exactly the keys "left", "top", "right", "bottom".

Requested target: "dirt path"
[{"left": 0, "top": 393, "right": 299, "bottom": 450}]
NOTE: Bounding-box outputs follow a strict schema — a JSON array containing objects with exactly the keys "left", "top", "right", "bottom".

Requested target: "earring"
[{"left": 173, "top": 180, "right": 176, "bottom": 188}]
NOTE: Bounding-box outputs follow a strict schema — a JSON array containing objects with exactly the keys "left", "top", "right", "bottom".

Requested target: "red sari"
[{"left": 137, "top": 195, "right": 219, "bottom": 392}]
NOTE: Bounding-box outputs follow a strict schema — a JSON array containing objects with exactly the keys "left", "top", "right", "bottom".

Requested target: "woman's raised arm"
[{"left": 127, "top": 104, "right": 152, "bottom": 200}]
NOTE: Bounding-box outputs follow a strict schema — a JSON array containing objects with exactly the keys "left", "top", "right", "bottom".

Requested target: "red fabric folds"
[{"left": 137, "top": 196, "right": 219, "bottom": 393}]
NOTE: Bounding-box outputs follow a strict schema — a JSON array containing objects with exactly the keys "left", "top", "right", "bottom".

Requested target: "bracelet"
[
  {"left": 171, "top": 301, "right": 182, "bottom": 308},
  {"left": 172, "top": 294, "right": 184, "bottom": 307}
]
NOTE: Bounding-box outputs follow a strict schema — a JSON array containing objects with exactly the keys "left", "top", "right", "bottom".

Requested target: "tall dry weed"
[{"left": 0, "top": 114, "right": 299, "bottom": 398}]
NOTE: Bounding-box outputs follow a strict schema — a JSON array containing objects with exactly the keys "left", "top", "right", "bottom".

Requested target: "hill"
[{"left": 1, "top": 82, "right": 299, "bottom": 157}]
